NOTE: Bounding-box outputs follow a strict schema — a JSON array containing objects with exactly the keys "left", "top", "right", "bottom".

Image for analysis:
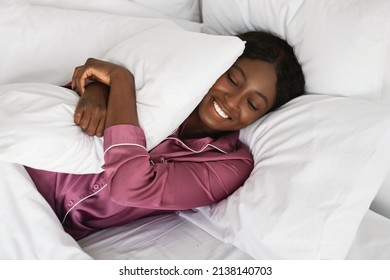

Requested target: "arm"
[
  {"left": 105, "top": 68, "right": 139, "bottom": 128},
  {"left": 72, "top": 58, "right": 253, "bottom": 210},
  {"left": 102, "top": 125, "right": 253, "bottom": 210}
]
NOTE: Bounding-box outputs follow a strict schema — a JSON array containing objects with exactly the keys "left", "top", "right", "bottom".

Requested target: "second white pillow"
[{"left": 180, "top": 94, "right": 390, "bottom": 259}]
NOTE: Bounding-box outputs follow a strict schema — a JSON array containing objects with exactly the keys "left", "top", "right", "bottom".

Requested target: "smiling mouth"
[{"left": 213, "top": 100, "right": 229, "bottom": 119}]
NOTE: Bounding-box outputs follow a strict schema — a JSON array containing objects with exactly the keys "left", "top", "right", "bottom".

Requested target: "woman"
[{"left": 25, "top": 31, "right": 305, "bottom": 240}]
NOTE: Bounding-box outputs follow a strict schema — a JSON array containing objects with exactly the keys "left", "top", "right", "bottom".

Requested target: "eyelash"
[
  {"left": 227, "top": 73, "right": 238, "bottom": 87},
  {"left": 228, "top": 73, "right": 259, "bottom": 111},
  {"left": 247, "top": 99, "right": 259, "bottom": 111}
]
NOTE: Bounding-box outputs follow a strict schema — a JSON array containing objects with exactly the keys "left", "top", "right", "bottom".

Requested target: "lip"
[{"left": 210, "top": 98, "right": 230, "bottom": 120}]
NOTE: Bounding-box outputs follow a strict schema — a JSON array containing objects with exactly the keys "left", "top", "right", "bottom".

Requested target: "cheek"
[
  {"left": 239, "top": 109, "right": 265, "bottom": 127},
  {"left": 198, "top": 96, "right": 215, "bottom": 122},
  {"left": 211, "top": 75, "right": 229, "bottom": 90}
]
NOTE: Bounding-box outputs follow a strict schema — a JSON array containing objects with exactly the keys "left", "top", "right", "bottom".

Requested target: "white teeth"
[{"left": 213, "top": 101, "right": 229, "bottom": 119}]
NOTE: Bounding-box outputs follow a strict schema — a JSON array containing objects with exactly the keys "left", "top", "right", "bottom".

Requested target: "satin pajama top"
[{"left": 26, "top": 124, "right": 253, "bottom": 240}]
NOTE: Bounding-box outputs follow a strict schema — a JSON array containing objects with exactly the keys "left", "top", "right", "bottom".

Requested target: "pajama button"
[
  {"left": 67, "top": 200, "right": 74, "bottom": 207},
  {"left": 91, "top": 184, "right": 100, "bottom": 191}
]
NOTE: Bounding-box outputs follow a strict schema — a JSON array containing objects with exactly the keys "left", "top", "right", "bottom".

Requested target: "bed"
[{"left": 1, "top": 0, "right": 390, "bottom": 260}]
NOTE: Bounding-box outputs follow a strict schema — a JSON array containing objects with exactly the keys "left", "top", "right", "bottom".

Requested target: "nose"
[{"left": 224, "top": 91, "right": 241, "bottom": 117}]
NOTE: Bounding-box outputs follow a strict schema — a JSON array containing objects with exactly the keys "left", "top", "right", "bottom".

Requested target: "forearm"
[
  {"left": 103, "top": 126, "right": 253, "bottom": 210},
  {"left": 105, "top": 69, "right": 139, "bottom": 128}
]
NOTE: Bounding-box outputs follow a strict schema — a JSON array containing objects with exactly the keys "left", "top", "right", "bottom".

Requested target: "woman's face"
[{"left": 197, "top": 58, "right": 277, "bottom": 133}]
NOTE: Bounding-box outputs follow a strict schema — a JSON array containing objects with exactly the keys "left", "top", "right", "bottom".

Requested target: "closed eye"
[
  {"left": 227, "top": 73, "right": 238, "bottom": 87},
  {"left": 247, "top": 99, "right": 259, "bottom": 111}
]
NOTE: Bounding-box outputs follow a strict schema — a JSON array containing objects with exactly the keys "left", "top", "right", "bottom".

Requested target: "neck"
[{"left": 180, "top": 108, "right": 223, "bottom": 139}]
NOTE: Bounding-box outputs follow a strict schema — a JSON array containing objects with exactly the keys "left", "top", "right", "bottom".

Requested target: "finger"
[
  {"left": 71, "top": 68, "right": 77, "bottom": 90},
  {"left": 76, "top": 104, "right": 91, "bottom": 132},
  {"left": 74, "top": 68, "right": 86, "bottom": 95},
  {"left": 73, "top": 63, "right": 93, "bottom": 94},
  {"left": 74, "top": 111, "right": 83, "bottom": 125},
  {"left": 78, "top": 114, "right": 91, "bottom": 133},
  {"left": 74, "top": 101, "right": 85, "bottom": 125},
  {"left": 71, "top": 66, "right": 82, "bottom": 91},
  {"left": 78, "top": 68, "right": 89, "bottom": 95},
  {"left": 79, "top": 58, "right": 98, "bottom": 94},
  {"left": 96, "top": 114, "right": 106, "bottom": 137},
  {"left": 87, "top": 110, "right": 101, "bottom": 136},
  {"left": 78, "top": 68, "right": 99, "bottom": 95}
]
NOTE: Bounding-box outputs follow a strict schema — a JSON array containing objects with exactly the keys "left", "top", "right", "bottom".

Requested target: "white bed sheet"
[
  {"left": 78, "top": 214, "right": 252, "bottom": 260},
  {"left": 77, "top": 210, "right": 390, "bottom": 260},
  {"left": 346, "top": 210, "right": 390, "bottom": 260}
]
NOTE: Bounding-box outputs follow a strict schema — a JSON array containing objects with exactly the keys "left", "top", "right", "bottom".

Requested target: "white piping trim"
[
  {"left": 165, "top": 137, "right": 228, "bottom": 154},
  {"left": 104, "top": 143, "right": 147, "bottom": 156},
  {"left": 61, "top": 183, "right": 108, "bottom": 224}
]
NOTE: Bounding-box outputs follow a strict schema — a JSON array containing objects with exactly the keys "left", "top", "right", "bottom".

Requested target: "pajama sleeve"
[{"left": 102, "top": 124, "right": 253, "bottom": 210}]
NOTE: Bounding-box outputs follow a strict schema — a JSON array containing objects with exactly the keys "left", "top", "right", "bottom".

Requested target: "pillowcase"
[
  {"left": 201, "top": 0, "right": 390, "bottom": 100},
  {"left": 24, "top": 0, "right": 201, "bottom": 22},
  {"left": 0, "top": 2, "right": 180, "bottom": 85},
  {"left": 180, "top": 94, "right": 390, "bottom": 259},
  {"left": 0, "top": 83, "right": 104, "bottom": 174},
  {"left": 0, "top": 24, "right": 244, "bottom": 173},
  {"left": 102, "top": 23, "right": 244, "bottom": 150}
]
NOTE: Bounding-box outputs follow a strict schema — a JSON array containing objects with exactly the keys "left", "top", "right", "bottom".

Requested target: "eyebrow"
[
  {"left": 233, "top": 64, "right": 270, "bottom": 108},
  {"left": 232, "top": 64, "right": 247, "bottom": 80},
  {"left": 255, "top": 91, "right": 269, "bottom": 108}
]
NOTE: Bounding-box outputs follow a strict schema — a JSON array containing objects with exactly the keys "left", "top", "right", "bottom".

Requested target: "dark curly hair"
[{"left": 237, "top": 31, "right": 305, "bottom": 110}]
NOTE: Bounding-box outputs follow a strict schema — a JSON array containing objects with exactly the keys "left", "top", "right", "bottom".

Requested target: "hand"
[
  {"left": 74, "top": 82, "right": 109, "bottom": 137},
  {"left": 71, "top": 58, "right": 130, "bottom": 95}
]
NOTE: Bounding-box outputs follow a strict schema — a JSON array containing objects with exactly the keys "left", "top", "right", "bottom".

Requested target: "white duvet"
[
  {"left": 0, "top": 2, "right": 243, "bottom": 259},
  {"left": 0, "top": 162, "right": 92, "bottom": 259}
]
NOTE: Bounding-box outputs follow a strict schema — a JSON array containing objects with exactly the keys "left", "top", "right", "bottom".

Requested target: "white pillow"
[
  {"left": 102, "top": 23, "right": 244, "bottom": 150},
  {"left": 24, "top": 0, "right": 201, "bottom": 22},
  {"left": 0, "top": 2, "right": 176, "bottom": 85},
  {"left": 201, "top": 0, "right": 390, "bottom": 100},
  {"left": 180, "top": 94, "right": 390, "bottom": 259},
  {"left": 0, "top": 83, "right": 104, "bottom": 174},
  {"left": 0, "top": 25, "right": 244, "bottom": 173}
]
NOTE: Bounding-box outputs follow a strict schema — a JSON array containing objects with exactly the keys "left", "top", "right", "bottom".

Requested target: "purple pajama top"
[{"left": 26, "top": 123, "right": 253, "bottom": 240}]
